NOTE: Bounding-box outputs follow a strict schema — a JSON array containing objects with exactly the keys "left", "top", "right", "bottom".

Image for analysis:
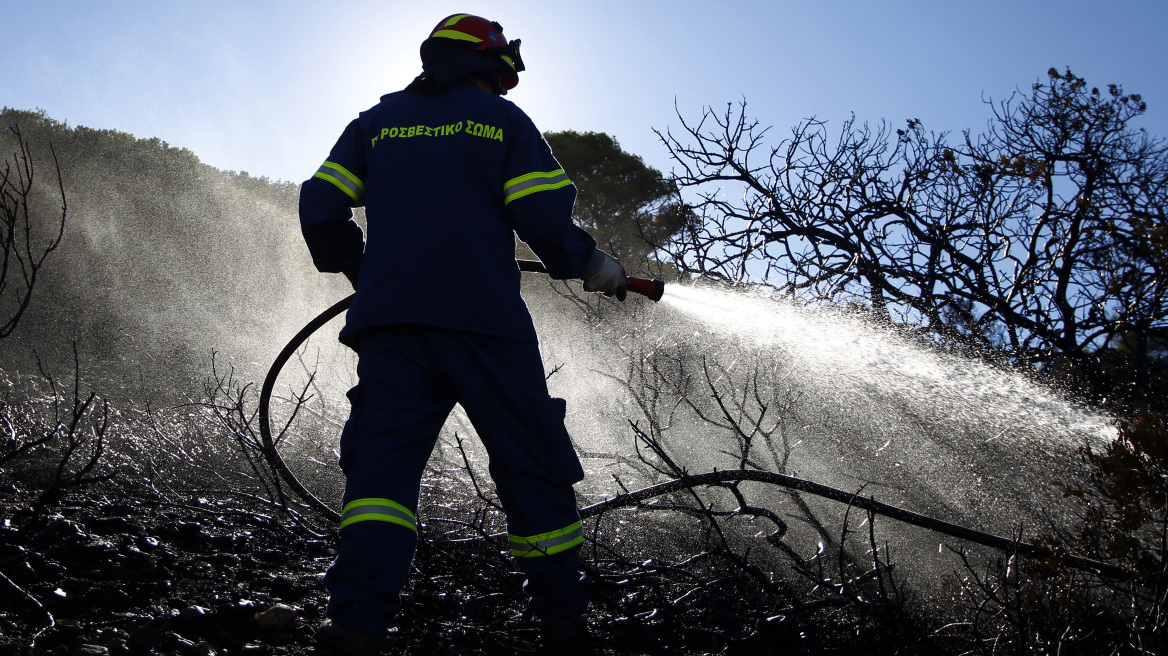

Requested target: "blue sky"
[{"left": 6, "top": 1, "right": 1168, "bottom": 184}]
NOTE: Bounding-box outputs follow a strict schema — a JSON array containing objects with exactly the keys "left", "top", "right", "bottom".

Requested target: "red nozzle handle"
[{"left": 628, "top": 276, "right": 665, "bottom": 302}]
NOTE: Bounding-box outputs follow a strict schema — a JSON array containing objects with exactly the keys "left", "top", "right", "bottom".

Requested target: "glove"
[
  {"left": 582, "top": 250, "right": 628, "bottom": 301},
  {"left": 342, "top": 268, "right": 359, "bottom": 291}
]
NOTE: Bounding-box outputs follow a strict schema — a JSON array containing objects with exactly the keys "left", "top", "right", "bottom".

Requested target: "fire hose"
[
  {"left": 257, "top": 262, "right": 1125, "bottom": 580},
  {"left": 256, "top": 260, "right": 664, "bottom": 523}
]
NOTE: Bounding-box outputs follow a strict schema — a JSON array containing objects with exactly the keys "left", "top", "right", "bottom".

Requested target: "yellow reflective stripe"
[
  {"left": 509, "top": 521, "right": 583, "bottom": 558},
  {"left": 500, "top": 55, "right": 516, "bottom": 70},
  {"left": 431, "top": 29, "right": 481, "bottom": 44},
  {"left": 443, "top": 14, "right": 472, "bottom": 27},
  {"left": 324, "top": 161, "right": 365, "bottom": 192},
  {"left": 503, "top": 169, "right": 573, "bottom": 206},
  {"left": 339, "top": 498, "right": 417, "bottom": 532},
  {"left": 313, "top": 161, "right": 365, "bottom": 204}
]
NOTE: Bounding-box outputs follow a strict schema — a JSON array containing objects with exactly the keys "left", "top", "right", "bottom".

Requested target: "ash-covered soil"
[
  {"left": 0, "top": 480, "right": 819, "bottom": 656},
  {"left": 1, "top": 482, "right": 340, "bottom": 656}
]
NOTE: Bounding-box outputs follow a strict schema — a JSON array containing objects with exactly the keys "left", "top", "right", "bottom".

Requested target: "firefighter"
[{"left": 298, "top": 13, "right": 626, "bottom": 655}]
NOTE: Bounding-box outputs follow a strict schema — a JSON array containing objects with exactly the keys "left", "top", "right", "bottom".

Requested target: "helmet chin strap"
[{"left": 489, "top": 71, "right": 506, "bottom": 95}]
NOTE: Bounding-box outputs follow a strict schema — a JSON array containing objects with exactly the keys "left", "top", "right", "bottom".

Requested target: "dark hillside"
[{"left": 0, "top": 109, "right": 350, "bottom": 399}]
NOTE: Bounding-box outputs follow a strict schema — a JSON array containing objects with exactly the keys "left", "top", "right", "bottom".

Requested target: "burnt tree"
[{"left": 657, "top": 68, "right": 1168, "bottom": 407}]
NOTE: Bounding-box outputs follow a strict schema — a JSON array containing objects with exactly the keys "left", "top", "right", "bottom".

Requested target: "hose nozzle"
[
  {"left": 627, "top": 276, "right": 665, "bottom": 302},
  {"left": 516, "top": 259, "right": 665, "bottom": 302}
]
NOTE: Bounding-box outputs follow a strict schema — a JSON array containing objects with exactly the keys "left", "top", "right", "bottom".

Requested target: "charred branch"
[{"left": 1, "top": 124, "right": 66, "bottom": 340}]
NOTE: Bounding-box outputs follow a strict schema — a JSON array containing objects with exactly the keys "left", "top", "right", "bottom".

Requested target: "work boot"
[
  {"left": 540, "top": 614, "right": 592, "bottom": 654},
  {"left": 315, "top": 618, "right": 395, "bottom": 655}
]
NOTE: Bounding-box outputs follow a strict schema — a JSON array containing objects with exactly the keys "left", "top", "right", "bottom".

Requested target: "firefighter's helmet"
[{"left": 420, "top": 14, "right": 525, "bottom": 92}]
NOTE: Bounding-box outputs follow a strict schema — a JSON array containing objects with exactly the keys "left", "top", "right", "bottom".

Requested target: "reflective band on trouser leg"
[
  {"left": 503, "top": 170, "right": 573, "bottom": 206},
  {"left": 338, "top": 498, "right": 417, "bottom": 532},
  {"left": 313, "top": 161, "right": 365, "bottom": 205},
  {"left": 509, "top": 521, "right": 583, "bottom": 558}
]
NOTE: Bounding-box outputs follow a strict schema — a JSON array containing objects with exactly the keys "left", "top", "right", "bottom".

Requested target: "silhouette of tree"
[
  {"left": 657, "top": 68, "right": 1168, "bottom": 407},
  {"left": 1, "top": 124, "right": 66, "bottom": 339},
  {"left": 544, "top": 130, "right": 694, "bottom": 274}
]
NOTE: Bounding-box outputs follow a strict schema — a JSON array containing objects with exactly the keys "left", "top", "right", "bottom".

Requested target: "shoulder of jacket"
[
  {"left": 365, "top": 91, "right": 408, "bottom": 116},
  {"left": 495, "top": 97, "right": 537, "bottom": 128},
  {"left": 352, "top": 92, "right": 412, "bottom": 131}
]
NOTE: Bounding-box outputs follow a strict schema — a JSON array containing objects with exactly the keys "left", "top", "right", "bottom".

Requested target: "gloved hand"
[
  {"left": 342, "top": 268, "right": 359, "bottom": 291},
  {"left": 582, "top": 250, "right": 628, "bottom": 301}
]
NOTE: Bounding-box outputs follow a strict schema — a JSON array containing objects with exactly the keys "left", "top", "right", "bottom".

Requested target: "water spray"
[{"left": 257, "top": 266, "right": 1125, "bottom": 581}]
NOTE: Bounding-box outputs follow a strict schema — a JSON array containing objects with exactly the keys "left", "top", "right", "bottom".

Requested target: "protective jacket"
[{"left": 299, "top": 79, "right": 597, "bottom": 344}]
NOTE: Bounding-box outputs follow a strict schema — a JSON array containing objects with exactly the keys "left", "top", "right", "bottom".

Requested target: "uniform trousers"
[{"left": 324, "top": 324, "right": 590, "bottom": 633}]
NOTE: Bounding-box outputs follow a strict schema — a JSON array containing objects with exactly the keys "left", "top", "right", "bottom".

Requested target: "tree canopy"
[{"left": 545, "top": 130, "right": 693, "bottom": 274}]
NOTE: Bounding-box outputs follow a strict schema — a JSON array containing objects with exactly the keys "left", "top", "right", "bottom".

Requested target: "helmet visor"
[{"left": 490, "top": 39, "right": 524, "bottom": 73}]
